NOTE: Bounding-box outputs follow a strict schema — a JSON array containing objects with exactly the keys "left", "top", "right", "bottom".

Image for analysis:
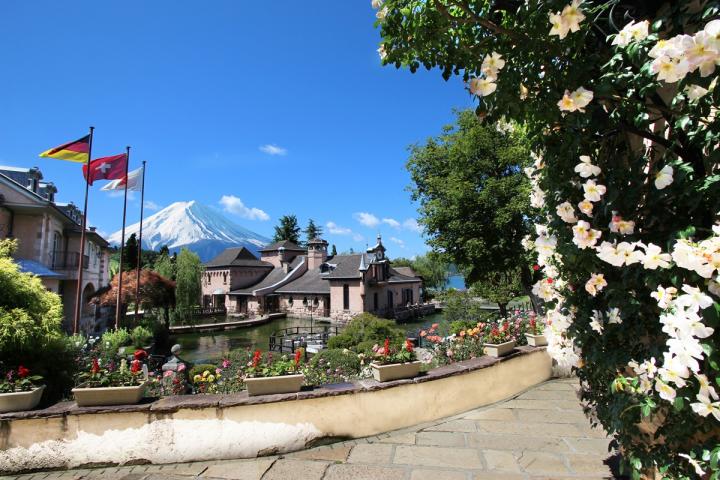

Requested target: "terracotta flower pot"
[
  {"left": 525, "top": 333, "right": 548, "bottom": 347},
  {"left": 0, "top": 385, "right": 45, "bottom": 413},
  {"left": 72, "top": 382, "right": 148, "bottom": 407},
  {"left": 244, "top": 374, "right": 304, "bottom": 396},
  {"left": 484, "top": 340, "right": 516, "bottom": 358},
  {"left": 371, "top": 361, "right": 421, "bottom": 382}
]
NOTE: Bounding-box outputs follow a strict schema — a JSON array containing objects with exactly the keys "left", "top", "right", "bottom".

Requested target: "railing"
[
  {"left": 171, "top": 306, "right": 228, "bottom": 327},
  {"left": 268, "top": 325, "right": 341, "bottom": 354},
  {"left": 51, "top": 251, "right": 89, "bottom": 270}
]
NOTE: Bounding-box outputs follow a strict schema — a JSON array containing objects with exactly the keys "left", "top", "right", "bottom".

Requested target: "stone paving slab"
[{"left": 1, "top": 378, "right": 623, "bottom": 480}]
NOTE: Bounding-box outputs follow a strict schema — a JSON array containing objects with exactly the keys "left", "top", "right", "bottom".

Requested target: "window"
[
  {"left": 343, "top": 284, "right": 350, "bottom": 310},
  {"left": 223, "top": 272, "right": 228, "bottom": 285},
  {"left": 373, "top": 292, "right": 378, "bottom": 310}
]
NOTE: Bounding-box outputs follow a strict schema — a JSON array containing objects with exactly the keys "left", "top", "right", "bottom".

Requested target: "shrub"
[
  {"left": 327, "top": 313, "right": 404, "bottom": 351},
  {"left": 99, "top": 328, "right": 131, "bottom": 356},
  {"left": 130, "top": 325, "right": 153, "bottom": 347},
  {"left": 189, "top": 363, "right": 217, "bottom": 380}
]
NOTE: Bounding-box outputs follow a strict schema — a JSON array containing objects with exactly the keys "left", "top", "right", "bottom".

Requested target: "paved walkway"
[{"left": 3, "top": 378, "right": 621, "bottom": 480}]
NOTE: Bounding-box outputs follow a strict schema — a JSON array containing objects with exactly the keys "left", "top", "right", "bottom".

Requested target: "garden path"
[{"left": 3, "top": 378, "right": 622, "bottom": 480}]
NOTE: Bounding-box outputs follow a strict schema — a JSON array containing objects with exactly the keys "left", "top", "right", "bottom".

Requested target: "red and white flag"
[
  {"left": 82, "top": 153, "right": 128, "bottom": 186},
  {"left": 100, "top": 165, "right": 144, "bottom": 192}
]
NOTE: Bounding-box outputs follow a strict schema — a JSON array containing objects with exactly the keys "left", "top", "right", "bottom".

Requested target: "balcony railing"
[{"left": 51, "top": 251, "right": 89, "bottom": 270}]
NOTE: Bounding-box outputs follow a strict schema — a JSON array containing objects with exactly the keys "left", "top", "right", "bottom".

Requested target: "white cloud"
[
  {"left": 353, "top": 233, "right": 365, "bottom": 242},
  {"left": 219, "top": 195, "right": 270, "bottom": 221},
  {"left": 259, "top": 144, "right": 288, "bottom": 156},
  {"left": 354, "top": 212, "right": 380, "bottom": 228},
  {"left": 389, "top": 236, "right": 406, "bottom": 248},
  {"left": 144, "top": 200, "right": 160, "bottom": 211},
  {"left": 326, "top": 221, "right": 352, "bottom": 235},
  {"left": 403, "top": 218, "right": 422, "bottom": 233},
  {"left": 382, "top": 218, "right": 400, "bottom": 229}
]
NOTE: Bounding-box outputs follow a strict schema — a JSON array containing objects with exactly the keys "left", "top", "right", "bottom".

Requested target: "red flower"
[
  {"left": 294, "top": 349, "right": 302, "bottom": 367},
  {"left": 383, "top": 338, "right": 390, "bottom": 356},
  {"left": 17, "top": 365, "right": 30, "bottom": 378},
  {"left": 134, "top": 349, "right": 147, "bottom": 361},
  {"left": 547, "top": 278, "right": 553, "bottom": 284},
  {"left": 91, "top": 358, "right": 100, "bottom": 375},
  {"left": 533, "top": 264, "right": 540, "bottom": 271},
  {"left": 405, "top": 339, "right": 414, "bottom": 353},
  {"left": 252, "top": 350, "right": 262, "bottom": 368},
  {"left": 130, "top": 359, "right": 141, "bottom": 373}
]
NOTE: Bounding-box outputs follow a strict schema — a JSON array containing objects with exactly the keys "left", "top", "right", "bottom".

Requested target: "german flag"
[{"left": 39, "top": 134, "right": 91, "bottom": 163}]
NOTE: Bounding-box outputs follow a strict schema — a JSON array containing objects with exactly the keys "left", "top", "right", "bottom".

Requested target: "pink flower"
[
  {"left": 163, "top": 370, "right": 174, "bottom": 378},
  {"left": 177, "top": 363, "right": 186, "bottom": 372},
  {"left": 222, "top": 359, "right": 231, "bottom": 369}
]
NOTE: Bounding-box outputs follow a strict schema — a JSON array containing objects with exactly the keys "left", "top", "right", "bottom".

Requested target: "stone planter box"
[
  {"left": 0, "top": 385, "right": 45, "bottom": 413},
  {"left": 371, "top": 361, "right": 421, "bottom": 382},
  {"left": 72, "top": 382, "right": 148, "bottom": 407},
  {"left": 244, "top": 374, "right": 304, "bottom": 396},
  {"left": 484, "top": 340, "right": 516, "bottom": 358},
  {"left": 525, "top": 333, "right": 548, "bottom": 347}
]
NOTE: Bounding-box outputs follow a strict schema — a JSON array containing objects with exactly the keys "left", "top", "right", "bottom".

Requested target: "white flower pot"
[
  {"left": 72, "top": 382, "right": 148, "bottom": 407},
  {"left": 371, "top": 361, "right": 421, "bottom": 382},
  {"left": 484, "top": 340, "right": 517, "bottom": 358},
  {"left": 244, "top": 374, "right": 304, "bottom": 396},
  {"left": 0, "top": 385, "right": 45, "bottom": 413},
  {"left": 525, "top": 333, "right": 548, "bottom": 347}
]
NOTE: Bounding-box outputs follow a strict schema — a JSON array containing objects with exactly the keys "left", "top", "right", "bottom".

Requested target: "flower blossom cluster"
[
  {"left": 548, "top": 0, "right": 585, "bottom": 40},
  {"left": 469, "top": 52, "right": 506, "bottom": 97},
  {"left": 648, "top": 20, "right": 720, "bottom": 82}
]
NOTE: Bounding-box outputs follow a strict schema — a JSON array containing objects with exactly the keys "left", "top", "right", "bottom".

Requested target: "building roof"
[
  {"left": 205, "top": 247, "right": 273, "bottom": 268},
  {"left": 258, "top": 240, "right": 306, "bottom": 253},
  {"left": 276, "top": 267, "right": 331, "bottom": 294},
  {"left": 323, "top": 254, "right": 366, "bottom": 279},
  {"left": 393, "top": 266, "right": 418, "bottom": 278},
  {"left": 15, "top": 259, "right": 64, "bottom": 279},
  {"left": 230, "top": 256, "right": 305, "bottom": 295},
  {"left": 387, "top": 267, "right": 423, "bottom": 284}
]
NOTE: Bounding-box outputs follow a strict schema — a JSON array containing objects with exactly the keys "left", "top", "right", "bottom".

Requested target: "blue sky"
[{"left": 0, "top": 1, "right": 472, "bottom": 257}]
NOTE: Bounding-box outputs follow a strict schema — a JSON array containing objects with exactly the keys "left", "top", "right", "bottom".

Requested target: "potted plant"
[
  {"left": 0, "top": 365, "right": 45, "bottom": 413},
  {"left": 370, "top": 339, "right": 421, "bottom": 382},
  {"left": 72, "top": 350, "right": 149, "bottom": 406},
  {"left": 243, "top": 350, "right": 304, "bottom": 396},
  {"left": 524, "top": 316, "right": 547, "bottom": 347},
  {"left": 484, "top": 321, "right": 516, "bottom": 358}
]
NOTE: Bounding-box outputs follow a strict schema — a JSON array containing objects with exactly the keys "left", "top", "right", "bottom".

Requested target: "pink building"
[
  {"left": 201, "top": 236, "right": 422, "bottom": 323},
  {"left": 0, "top": 166, "right": 111, "bottom": 333}
]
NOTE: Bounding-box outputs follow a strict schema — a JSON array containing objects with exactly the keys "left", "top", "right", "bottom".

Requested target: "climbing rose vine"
[{"left": 374, "top": 1, "right": 720, "bottom": 477}]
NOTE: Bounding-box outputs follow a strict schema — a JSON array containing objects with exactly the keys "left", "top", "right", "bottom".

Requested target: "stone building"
[
  {"left": 201, "top": 236, "right": 422, "bottom": 322},
  {"left": 0, "top": 165, "right": 111, "bottom": 333}
]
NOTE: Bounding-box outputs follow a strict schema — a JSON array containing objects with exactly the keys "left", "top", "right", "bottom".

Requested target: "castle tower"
[{"left": 307, "top": 237, "right": 328, "bottom": 270}]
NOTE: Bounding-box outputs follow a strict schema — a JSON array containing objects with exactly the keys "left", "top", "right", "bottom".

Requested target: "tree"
[
  {"left": 272, "top": 214, "right": 301, "bottom": 244},
  {"left": 330, "top": 244, "right": 338, "bottom": 256},
  {"left": 393, "top": 252, "right": 449, "bottom": 291},
  {"left": 469, "top": 268, "right": 524, "bottom": 318},
  {"left": 406, "top": 110, "right": 537, "bottom": 307},
  {"left": 375, "top": 2, "right": 720, "bottom": 476},
  {"left": 303, "top": 219, "right": 323, "bottom": 244},
  {"left": 153, "top": 246, "right": 176, "bottom": 280},
  {"left": 175, "top": 248, "right": 202, "bottom": 321},
  {"left": 123, "top": 233, "right": 139, "bottom": 271}
]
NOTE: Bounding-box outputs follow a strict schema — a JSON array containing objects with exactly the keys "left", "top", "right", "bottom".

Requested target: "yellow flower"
[
  {"left": 203, "top": 370, "right": 210, "bottom": 378},
  {"left": 193, "top": 374, "right": 202, "bottom": 382},
  {"left": 207, "top": 375, "right": 215, "bottom": 383}
]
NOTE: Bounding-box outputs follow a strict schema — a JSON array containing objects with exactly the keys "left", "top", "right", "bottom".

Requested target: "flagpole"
[
  {"left": 72, "top": 126, "right": 94, "bottom": 335},
  {"left": 134, "top": 161, "right": 147, "bottom": 320},
  {"left": 114, "top": 146, "right": 131, "bottom": 330}
]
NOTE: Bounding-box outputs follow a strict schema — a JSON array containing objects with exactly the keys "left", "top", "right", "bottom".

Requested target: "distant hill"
[{"left": 109, "top": 200, "right": 270, "bottom": 262}]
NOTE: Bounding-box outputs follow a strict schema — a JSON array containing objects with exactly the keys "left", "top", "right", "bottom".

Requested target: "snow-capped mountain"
[{"left": 109, "top": 201, "right": 270, "bottom": 261}]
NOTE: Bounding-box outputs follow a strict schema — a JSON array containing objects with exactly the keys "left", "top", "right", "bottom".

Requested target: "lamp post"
[{"left": 303, "top": 296, "right": 319, "bottom": 333}]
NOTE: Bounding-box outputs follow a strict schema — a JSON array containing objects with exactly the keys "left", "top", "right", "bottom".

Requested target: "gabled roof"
[
  {"left": 323, "top": 254, "right": 364, "bottom": 279},
  {"left": 387, "top": 267, "right": 423, "bottom": 284},
  {"left": 205, "top": 247, "right": 273, "bottom": 268},
  {"left": 15, "top": 259, "right": 64, "bottom": 279},
  {"left": 276, "top": 267, "right": 331, "bottom": 294},
  {"left": 259, "top": 240, "right": 306, "bottom": 253},
  {"left": 393, "top": 266, "right": 418, "bottom": 278}
]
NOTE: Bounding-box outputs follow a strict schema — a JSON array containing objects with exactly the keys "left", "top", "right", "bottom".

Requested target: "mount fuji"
[{"left": 108, "top": 201, "right": 271, "bottom": 262}]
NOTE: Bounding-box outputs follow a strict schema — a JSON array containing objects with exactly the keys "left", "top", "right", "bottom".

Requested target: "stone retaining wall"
[{"left": 0, "top": 347, "right": 552, "bottom": 473}]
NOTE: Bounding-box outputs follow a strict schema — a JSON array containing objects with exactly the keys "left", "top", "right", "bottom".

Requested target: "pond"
[{"left": 174, "top": 312, "right": 450, "bottom": 364}]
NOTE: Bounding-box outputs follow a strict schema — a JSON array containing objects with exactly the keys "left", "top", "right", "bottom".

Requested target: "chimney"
[{"left": 307, "top": 238, "right": 328, "bottom": 270}]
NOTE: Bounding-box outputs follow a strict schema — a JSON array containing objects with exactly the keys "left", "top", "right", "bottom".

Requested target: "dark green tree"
[
  {"left": 469, "top": 268, "right": 524, "bottom": 317},
  {"left": 407, "top": 110, "right": 538, "bottom": 309},
  {"left": 303, "top": 219, "right": 323, "bottom": 244},
  {"left": 123, "top": 233, "right": 139, "bottom": 271},
  {"left": 153, "top": 246, "right": 176, "bottom": 280},
  {"left": 330, "top": 244, "right": 338, "bottom": 256},
  {"left": 272, "top": 214, "right": 301, "bottom": 244}
]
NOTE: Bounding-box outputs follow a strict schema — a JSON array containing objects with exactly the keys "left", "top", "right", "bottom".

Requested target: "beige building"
[
  {"left": 202, "top": 236, "right": 422, "bottom": 323},
  {"left": 0, "top": 166, "right": 111, "bottom": 333}
]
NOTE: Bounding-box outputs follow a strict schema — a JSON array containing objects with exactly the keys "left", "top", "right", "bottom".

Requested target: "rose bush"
[{"left": 374, "top": 0, "right": 720, "bottom": 476}]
